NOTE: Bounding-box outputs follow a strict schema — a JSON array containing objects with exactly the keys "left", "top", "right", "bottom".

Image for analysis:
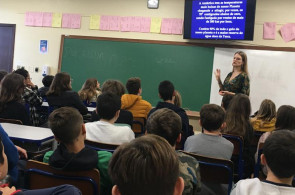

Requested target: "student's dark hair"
[
  {"left": 109, "top": 134, "right": 179, "bottom": 195},
  {"left": 158, "top": 80, "right": 174, "bottom": 101},
  {"left": 96, "top": 92, "right": 121, "bottom": 120},
  {"left": 223, "top": 94, "right": 251, "bottom": 137},
  {"left": 263, "top": 130, "right": 295, "bottom": 178},
  {"left": 275, "top": 105, "right": 295, "bottom": 130},
  {"left": 14, "top": 67, "right": 29, "bottom": 79},
  {"left": 0, "top": 71, "right": 8, "bottom": 82},
  {"left": 101, "top": 80, "right": 125, "bottom": 97},
  {"left": 221, "top": 95, "right": 233, "bottom": 111},
  {"left": 0, "top": 136, "right": 4, "bottom": 164},
  {"left": 48, "top": 107, "right": 83, "bottom": 145},
  {"left": 147, "top": 108, "right": 182, "bottom": 146},
  {"left": 200, "top": 104, "right": 225, "bottom": 131},
  {"left": 126, "top": 77, "right": 141, "bottom": 94},
  {"left": 42, "top": 75, "right": 54, "bottom": 87},
  {"left": 0, "top": 73, "right": 25, "bottom": 112},
  {"left": 47, "top": 72, "right": 71, "bottom": 96}
]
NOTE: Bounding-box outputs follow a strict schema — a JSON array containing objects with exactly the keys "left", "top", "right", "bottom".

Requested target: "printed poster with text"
[{"left": 191, "top": 0, "right": 247, "bottom": 39}]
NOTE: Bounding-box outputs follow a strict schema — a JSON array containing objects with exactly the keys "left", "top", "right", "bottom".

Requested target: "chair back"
[
  {"left": 26, "top": 160, "right": 100, "bottom": 195},
  {"left": 222, "top": 133, "right": 244, "bottom": 180},
  {"left": 182, "top": 151, "right": 234, "bottom": 195},
  {"left": 251, "top": 130, "right": 264, "bottom": 147},
  {"left": 132, "top": 117, "right": 146, "bottom": 135},
  {"left": 85, "top": 139, "right": 119, "bottom": 153},
  {"left": 0, "top": 118, "right": 23, "bottom": 125},
  {"left": 83, "top": 100, "right": 96, "bottom": 108}
]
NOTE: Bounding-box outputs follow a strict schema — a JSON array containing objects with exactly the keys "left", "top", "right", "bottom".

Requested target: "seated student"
[
  {"left": 0, "top": 73, "right": 30, "bottom": 125},
  {"left": 148, "top": 80, "right": 194, "bottom": 148},
  {"left": 121, "top": 77, "right": 152, "bottom": 119},
  {"left": 91, "top": 80, "right": 133, "bottom": 126},
  {"left": 14, "top": 68, "right": 42, "bottom": 126},
  {"left": 251, "top": 99, "right": 276, "bottom": 132},
  {"left": 231, "top": 130, "right": 295, "bottom": 195},
  {"left": 221, "top": 94, "right": 233, "bottom": 111},
  {"left": 146, "top": 108, "right": 201, "bottom": 194},
  {"left": 0, "top": 71, "right": 8, "bottom": 83},
  {"left": 38, "top": 75, "right": 54, "bottom": 98},
  {"left": 256, "top": 105, "right": 295, "bottom": 176},
  {"left": 46, "top": 72, "right": 87, "bottom": 115},
  {"left": 0, "top": 136, "right": 80, "bottom": 195},
  {"left": 173, "top": 90, "right": 182, "bottom": 108},
  {"left": 85, "top": 92, "right": 135, "bottom": 144},
  {"left": 109, "top": 134, "right": 184, "bottom": 195},
  {"left": 78, "top": 78, "right": 101, "bottom": 104},
  {"left": 0, "top": 124, "right": 27, "bottom": 184},
  {"left": 222, "top": 94, "right": 254, "bottom": 178},
  {"left": 184, "top": 104, "right": 234, "bottom": 160},
  {"left": 43, "top": 107, "right": 112, "bottom": 195}
]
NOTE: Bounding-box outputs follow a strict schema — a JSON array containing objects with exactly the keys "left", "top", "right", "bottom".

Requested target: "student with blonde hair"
[
  {"left": 251, "top": 99, "right": 276, "bottom": 132},
  {"left": 78, "top": 78, "right": 101, "bottom": 103}
]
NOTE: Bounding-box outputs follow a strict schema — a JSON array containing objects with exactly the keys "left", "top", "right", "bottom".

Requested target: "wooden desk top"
[
  {"left": 186, "top": 110, "right": 200, "bottom": 118},
  {"left": 42, "top": 102, "right": 95, "bottom": 112},
  {"left": 1, "top": 123, "right": 54, "bottom": 143}
]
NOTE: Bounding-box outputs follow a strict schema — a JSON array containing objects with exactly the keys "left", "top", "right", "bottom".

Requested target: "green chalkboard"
[{"left": 59, "top": 35, "right": 214, "bottom": 111}]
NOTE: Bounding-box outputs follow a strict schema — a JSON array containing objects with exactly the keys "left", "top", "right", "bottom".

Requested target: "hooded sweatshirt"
[
  {"left": 43, "top": 144, "right": 112, "bottom": 195},
  {"left": 121, "top": 94, "right": 152, "bottom": 118}
]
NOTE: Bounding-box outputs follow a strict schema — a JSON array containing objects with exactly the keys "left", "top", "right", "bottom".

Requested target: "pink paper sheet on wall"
[
  {"left": 109, "top": 16, "right": 120, "bottom": 31},
  {"left": 263, "top": 22, "right": 276, "bottom": 40},
  {"left": 100, "top": 15, "right": 110, "bottom": 31},
  {"left": 42, "top": 12, "right": 52, "bottom": 27},
  {"left": 280, "top": 23, "right": 295, "bottom": 42}
]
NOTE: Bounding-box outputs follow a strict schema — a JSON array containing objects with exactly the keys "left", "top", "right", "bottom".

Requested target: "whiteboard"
[{"left": 210, "top": 48, "right": 295, "bottom": 113}]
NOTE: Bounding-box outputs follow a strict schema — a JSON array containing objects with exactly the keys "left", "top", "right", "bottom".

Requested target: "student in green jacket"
[{"left": 43, "top": 107, "right": 112, "bottom": 195}]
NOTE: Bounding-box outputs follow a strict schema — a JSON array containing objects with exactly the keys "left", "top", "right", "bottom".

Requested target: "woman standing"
[{"left": 215, "top": 51, "right": 250, "bottom": 96}]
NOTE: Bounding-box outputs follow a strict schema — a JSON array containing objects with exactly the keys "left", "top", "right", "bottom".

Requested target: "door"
[{"left": 0, "top": 24, "right": 15, "bottom": 72}]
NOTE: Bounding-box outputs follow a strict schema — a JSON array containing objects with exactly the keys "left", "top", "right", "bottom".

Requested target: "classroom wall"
[{"left": 0, "top": 0, "right": 294, "bottom": 87}]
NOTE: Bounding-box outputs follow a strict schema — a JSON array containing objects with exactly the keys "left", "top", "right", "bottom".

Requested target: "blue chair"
[
  {"left": 85, "top": 139, "right": 119, "bottom": 153},
  {"left": 26, "top": 160, "right": 100, "bottom": 195},
  {"left": 222, "top": 134, "right": 244, "bottom": 180},
  {"left": 83, "top": 100, "right": 96, "bottom": 108},
  {"left": 182, "top": 151, "right": 234, "bottom": 195}
]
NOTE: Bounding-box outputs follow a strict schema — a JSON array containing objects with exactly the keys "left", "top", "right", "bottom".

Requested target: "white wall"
[{"left": 0, "top": 0, "right": 294, "bottom": 87}]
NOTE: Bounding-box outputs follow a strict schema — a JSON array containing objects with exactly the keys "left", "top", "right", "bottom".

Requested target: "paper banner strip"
[
  {"left": 150, "top": 18, "right": 162, "bottom": 33},
  {"left": 25, "top": 12, "right": 43, "bottom": 27},
  {"left": 62, "top": 13, "right": 81, "bottom": 29},
  {"left": 89, "top": 15, "right": 100, "bottom": 30},
  {"left": 161, "top": 18, "right": 183, "bottom": 35},
  {"left": 52, "top": 13, "right": 62, "bottom": 28}
]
